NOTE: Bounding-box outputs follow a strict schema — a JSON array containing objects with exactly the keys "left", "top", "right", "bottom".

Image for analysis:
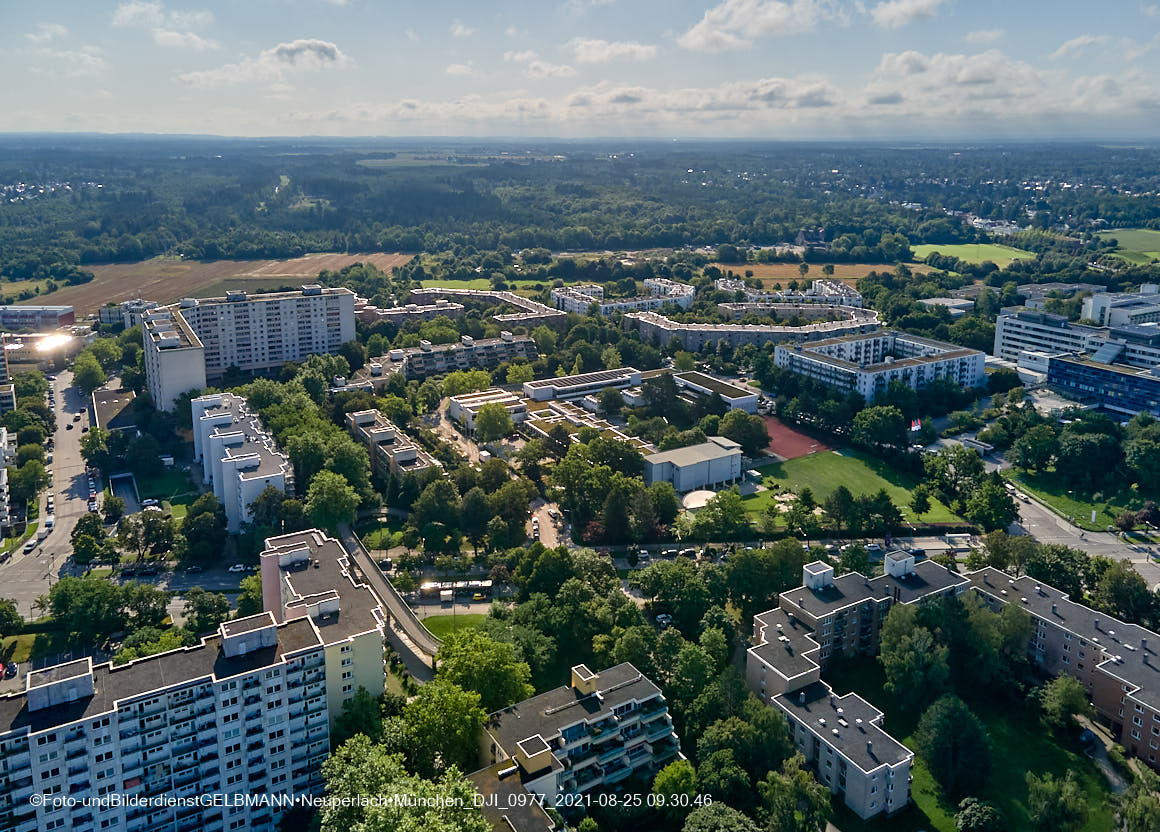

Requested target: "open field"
[
  {"left": 1002, "top": 468, "right": 1144, "bottom": 531},
  {"left": 422, "top": 613, "right": 487, "bottom": 640},
  {"left": 763, "top": 416, "right": 832, "bottom": 460},
  {"left": 1096, "top": 228, "right": 1160, "bottom": 264},
  {"left": 711, "top": 262, "right": 931, "bottom": 284},
  {"left": 743, "top": 450, "right": 961, "bottom": 523},
  {"left": 20, "top": 253, "right": 415, "bottom": 316},
  {"left": 911, "top": 243, "right": 1035, "bottom": 267},
  {"left": 827, "top": 659, "right": 1113, "bottom": 832}
]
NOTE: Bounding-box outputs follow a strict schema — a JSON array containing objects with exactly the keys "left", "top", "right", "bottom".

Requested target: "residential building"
[
  {"left": 0, "top": 467, "right": 9, "bottom": 532},
  {"left": 354, "top": 297, "right": 464, "bottom": 325},
  {"left": 716, "top": 302, "right": 874, "bottom": 323},
  {"left": 523, "top": 368, "right": 642, "bottom": 402},
  {"left": 549, "top": 285, "right": 604, "bottom": 315},
  {"left": 774, "top": 331, "right": 985, "bottom": 402},
  {"left": 0, "top": 306, "right": 74, "bottom": 330},
  {"left": 1083, "top": 286, "right": 1160, "bottom": 327},
  {"left": 100, "top": 299, "right": 161, "bottom": 329},
  {"left": 396, "top": 332, "right": 538, "bottom": 381},
  {"left": 143, "top": 285, "right": 356, "bottom": 410},
  {"left": 345, "top": 409, "right": 438, "bottom": 477},
  {"left": 407, "top": 287, "right": 565, "bottom": 326},
  {"left": 91, "top": 389, "right": 138, "bottom": 433},
  {"left": 448, "top": 388, "right": 528, "bottom": 432},
  {"left": 672, "top": 370, "right": 759, "bottom": 413},
  {"left": 551, "top": 279, "right": 695, "bottom": 316},
  {"left": 192, "top": 393, "right": 293, "bottom": 533},
  {"left": 628, "top": 307, "right": 879, "bottom": 351},
  {"left": 1017, "top": 283, "right": 1103, "bottom": 311},
  {"left": 1046, "top": 355, "right": 1160, "bottom": 416},
  {"left": 745, "top": 556, "right": 968, "bottom": 819},
  {"left": 917, "top": 297, "right": 975, "bottom": 318},
  {"left": 477, "top": 663, "right": 680, "bottom": 811},
  {"left": 0, "top": 385, "right": 14, "bottom": 415},
  {"left": 643, "top": 436, "right": 743, "bottom": 492},
  {"left": 142, "top": 308, "right": 208, "bottom": 412},
  {"left": 714, "top": 277, "right": 863, "bottom": 307}
]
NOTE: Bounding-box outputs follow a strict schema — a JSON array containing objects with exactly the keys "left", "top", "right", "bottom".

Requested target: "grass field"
[
  {"left": 912, "top": 243, "right": 1035, "bottom": 267},
  {"left": 1096, "top": 228, "right": 1160, "bottom": 264},
  {"left": 1002, "top": 468, "right": 1143, "bottom": 531},
  {"left": 354, "top": 518, "right": 405, "bottom": 550},
  {"left": 422, "top": 613, "right": 487, "bottom": 640},
  {"left": 743, "top": 450, "right": 961, "bottom": 524},
  {"left": 827, "top": 659, "right": 1113, "bottom": 832},
  {"left": 136, "top": 469, "right": 199, "bottom": 519}
]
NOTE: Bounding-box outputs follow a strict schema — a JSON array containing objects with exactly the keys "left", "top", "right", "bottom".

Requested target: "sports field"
[
  {"left": 763, "top": 416, "right": 831, "bottom": 459},
  {"left": 912, "top": 243, "right": 1035, "bottom": 267},
  {"left": 1096, "top": 228, "right": 1160, "bottom": 264},
  {"left": 743, "top": 449, "right": 961, "bottom": 523}
]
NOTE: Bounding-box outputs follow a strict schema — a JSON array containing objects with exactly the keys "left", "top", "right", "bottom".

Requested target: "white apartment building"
[
  {"left": 345, "top": 409, "right": 438, "bottom": 478},
  {"left": 407, "top": 287, "right": 565, "bottom": 326},
  {"left": 192, "top": 393, "right": 293, "bottom": 533},
  {"left": 143, "top": 285, "right": 356, "bottom": 411},
  {"left": 993, "top": 307, "right": 1160, "bottom": 370},
  {"left": 551, "top": 280, "right": 695, "bottom": 317},
  {"left": 354, "top": 297, "right": 464, "bottom": 325},
  {"left": 549, "top": 285, "right": 604, "bottom": 315},
  {"left": 774, "top": 331, "right": 985, "bottom": 402},
  {"left": 714, "top": 277, "right": 864, "bottom": 307},
  {"left": 629, "top": 307, "right": 879, "bottom": 351},
  {"left": 0, "top": 529, "right": 386, "bottom": 832}
]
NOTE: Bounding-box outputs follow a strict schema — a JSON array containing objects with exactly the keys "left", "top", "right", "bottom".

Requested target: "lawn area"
[
  {"left": 1002, "top": 468, "right": 1145, "bottom": 531},
  {"left": 912, "top": 243, "right": 1035, "bottom": 267},
  {"left": 826, "top": 658, "right": 1114, "bottom": 832},
  {"left": 742, "top": 450, "right": 962, "bottom": 524},
  {"left": 0, "top": 634, "right": 36, "bottom": 664},
  {"left": 354, "top": 517, "right": 405, "bottom": 550},
  {"left": 137, "top": 468, "right": 199, "bottom": 518},
  {"left": 0, "top": 522, "right": 37, "bottom": 556},
  {"left": 1096, "top": 228, "right": 1160, "bottom": 264},
  {"left": 422, "top": 613, "right": 487, "bottom": 640}
]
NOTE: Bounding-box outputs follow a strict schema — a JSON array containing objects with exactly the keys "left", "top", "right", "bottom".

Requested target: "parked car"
[
  {"left": 73, "top": 413, "right": 82, "bottom": 422},
  {"left": 4, "top": 662, "right": 16, "bottom": 679},
  {"left": 227, "top": 564, "right": 247, "bottom": 573},
  {"left": 23, "top": 540, "right": 36, "bottom": 554},
  {"left": 472, "top": 592, "right": 486, "bottom": 601},
  {"left": 44, "top": 516, "right": 54, "bottom": 530},
  {"left": 82, "top": 426, "right": 89, "bottom": 433},
  {"left": 656, "top": 613, "right": 673, "bottom": 629},
  {"left": 865, "top": 543, "right": 883, "bottom": 554},
  {"left": 185, "top": 565, "right": 203, "bottom": 574},
  {"left": 141, "top": 498, "right": 160, "bottom": 507},
  {"left": 65, "top": 423, "right": 73, "bottom": 430},
  {"left": 139, "top": 565, "right": 159, "bottom": 576}
]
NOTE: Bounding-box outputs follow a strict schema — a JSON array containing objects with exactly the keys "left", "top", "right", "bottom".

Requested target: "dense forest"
[{"left": 4, "top": 136, "right": 1160, "bottom": 281}]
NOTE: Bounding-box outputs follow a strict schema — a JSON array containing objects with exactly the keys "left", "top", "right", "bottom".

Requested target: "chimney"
[
  {"left": 867, "top": 740, "right": 873, "bottom": 753},
  {"left": 799, "top": 692, "right": 806, "bottom": 706},
  {"left": 1143, "top": 638, "right": 1149, "bottom": 652},
  {"left": 1051, "top": 603, "right": 1057, "bottom": 615},
  {"left": 1095, "top": 618, "right": 1101, "bottom": 630}
]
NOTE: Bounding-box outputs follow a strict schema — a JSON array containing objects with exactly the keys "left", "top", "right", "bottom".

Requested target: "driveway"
[{"left": 110, "top": 476, "right": 140, "bottom": 515}]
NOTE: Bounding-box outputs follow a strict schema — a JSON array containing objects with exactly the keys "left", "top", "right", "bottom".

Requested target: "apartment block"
[
  {"left": 192, "top": 393, "right": 293, "bottom": 533},
  {"left": 407, "top": 287, "right": 565, "bottom": 326},
  {"left": 774, "top": 331, "right": 985, "bottom": 402},
  {"left": 354, "top": 297, "right": 464, "bottom": 325},
  {"left": 714, "top": 277, "right": 863, "bottom": 307},
  {"left": 523, "top": 367, "right": 642, "bottom": 402},
  {"left": 745, "top": 556, "right": 968, "bottom": 819},
  {"left": 345, "top": 408, "right": 438, "bottom": 477},
  {"left": 551, "top": 279, "right": 694, "bottom": 317},
  {"left": 142, "top": 308, "right": 208, "bottom": 413},
  {"left": 643, "top": 436, "right": 743, "bottom": 493},
  {"left": 448, "top": 388, "right": 528, "bottom": 432},
  {"left": 476, "top": 663, "right": 680, "bottom": 815},
  {"left": 0, "top": 306, "right": 75, "bottom": 331},
  {"left": 628, "top": 307, "right": 879, "bottom": 351},
  {"left": 100, "top": 300, "right": 162, "bottom": 329},
  {"left": 549, "top": 285, "right": 604, "bottom": 315},
  {"left": 398, "top": 332, "right": 538, "bottom": 381}
]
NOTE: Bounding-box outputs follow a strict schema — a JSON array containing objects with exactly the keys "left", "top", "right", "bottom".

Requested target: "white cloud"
[
  {"left": 112, "top": 1, "right": 166, "bottom": 27},
  {"left": 30, "top": 46, "right": 107, "bottom": 77},
  {"left": 1051, "top": 34, "right": 1114, "bottom": 59},
  {"left": 179, "top": 39, "right": 351, "bottom": 87},
  {"left": 25, "top": 23, "right": 68, "bottom": 44},
  {"left": 525, "top": 60, "right": 576, "bottom": 79},
  {"left": 450, "top": 20, "right": 474, "bottom": 38},
  {"left": 1143, "top": 3, "right": 1159, "bottom": 16},
  {"left": 153, "top": 29, "right": 218, "bottom": 50},
  {"left": 965, "top": 29, "right": 1003, "bottom": 44},
  {"left": 405, "top": 28, "right": 419, "bottom": 41},
  {"left": 445, "top": 62, "right": 475, "bottom": 76},
  {"left": 567, "top": 38, "right": 657, "bottom": 63},
  {"left": 504, "top": 50, "right": 539, "bottom": 63},
  {"left": 323, "top": 0, "right": 350, "bottom": 5},
  {"left": 564, "top": 0, "right": 616, "bottom": 13},
  {"left": 505, "top": 25, "right": 525, "bottom": 38},
  {"left": 677, "top": 0, "right": 837, "bottom": 52},
  {"left": 869, "top": 0, "right": 946, "bottom": 29}
]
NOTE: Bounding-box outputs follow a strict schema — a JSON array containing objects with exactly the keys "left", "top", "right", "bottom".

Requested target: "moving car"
[
  {"left": 23, "top": 540, "right": 36, "bottom": 554},
  {"left": 141, "top": 498, "right": 160, "bottom": 507},
  {"left": 185, "top": 565, "right": 203, "bottom": 574},
  {"left": 472, "top": 592, "right": 486, "bottom": 601},
  {"left": 227, "top": 564, "right": 247, "bottom": 573}
]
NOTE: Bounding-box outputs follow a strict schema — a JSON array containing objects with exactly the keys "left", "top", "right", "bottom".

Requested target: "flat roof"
[
  {"left": 183, "top": 285, "right": 355, "bottom": 306},
  {"left": 524, "top": 367, "right": 639, "bottom": 391},
  {"left": 91, "top": 388, "right": 138, "bottom": 432},
  {"left": 468, "top": 763, "right": 557, "bottom": 832},
  {"left": 674, "top": 371, "right": 756, "bottom": 399},
  {"left": 644, "top": 436, "right": 741, "bottom": 467},
  {"left": 749, "top": 608, "right": 820, "bottom": 681}
]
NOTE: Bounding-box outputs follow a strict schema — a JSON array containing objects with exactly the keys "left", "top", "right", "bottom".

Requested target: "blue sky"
[{"left": 3, "top": 0, "right": 1159, "bottom": 137}]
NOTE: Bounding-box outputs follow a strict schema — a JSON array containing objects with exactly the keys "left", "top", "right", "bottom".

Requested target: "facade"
[
  {"left": 477, "top": 663, "right": 680, "bottom": 811},
  {"left": 0, "top": 306, "right": 75, "bottom": 330},
  {"left": 714, "top": 277, "right": 863, "bottom": 308},
  {"left": 398, "top": 332, "right": 537, "bottom": 381},
  {"left": 354, "top": 297, "right": 464, "bottom": 325},
  {"left": 192, "top": 393, "right": 293, "bottom": 533},
  {"left": 100, "top": 300, "right": 161, "bottom": 329},
  {"left": 407, "top": 287, "right": 565, "bottom": 326},
  {"left": 523, "top": 367, "right": 642, "bottom": 402},
  {"left": 628, "top": 308, "right": 879, "bottom": 351},
  {"left": 672, "top": 370, "right": 759, "bottom": 413},
  {"left": 775, "top": 331, "right": 985, "bottom": 402},
  {"left": 345, "top": 408, "right": 438, "bottom": 477},
  {"left": 1083, "top": 286, "right": 1160, "bottom": 327},
  {"left": 448, "top": 388, "right": 528, "bottom": 432},
  {"left": 995, "top": 307, "right": 1160, "bottom": 369},
  {"left": 142, "top": 308, "right": 208, "bottom": 412},
  {"left": 549, "top": 285, "right": 604, "bottom": 315},
  {"left": 1046, "top": 355, "right": 1160, "bottom": 416},
  {"left": 0, "top": 466, "right": 9, "bottom": 532},
  {"left": 643, "top": 436, "right": 743, "bottom": 492},
  {"left": 551, "top": 279, "right": 695, "bottom": 316},
  {"left": 746, "top": 556, "right": 968, "bottom": 819}
]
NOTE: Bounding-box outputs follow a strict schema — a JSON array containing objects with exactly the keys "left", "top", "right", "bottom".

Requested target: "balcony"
[{"left": 645, "top": 721, "right": 673, "bottom": 742}]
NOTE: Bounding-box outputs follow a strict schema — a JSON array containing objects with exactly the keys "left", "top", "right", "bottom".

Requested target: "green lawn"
[
  {"left": 742, "top": 450, "right": 961, "bottom": 524},
  {"left": 1002, "top": 468, "right": 1144, "bottom": 531},
  {"left": 826, "top": 659, "right": 1114, "bottom": 832},
  {"left": 354, "top": 518, "right": 405, "bottom": 550},
  {"left": 1096, "top": 228, "right": 1160, "bottom": 264},
  {"left": 0, "top": 634, "right": 36, "bottom": 664},
  {"left": 422, "top": 613, "right": 487, "bottom": 640},
  {"left": 912, "top": 243, "right": 1035, "bottom": 267},
  {"left": 136, "top": 469, "right": 199, "bottom": 517}
]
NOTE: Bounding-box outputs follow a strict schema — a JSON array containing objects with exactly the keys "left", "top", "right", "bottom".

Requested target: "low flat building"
[
  {"left": 523, "top": 367, "right": 642, "bottom": 402},
  {"left": 1083, "top": 286, "right": 1160, "bottom": 327},
  {"left": 1018, "top": 283, "right": 1103, "bottom": 311},
  {"left": 917, "top": 297, "right": 975, "bottom": 318},
  {"left": 398, "top": 332, "right": 538, "bottom": 381},
  {"left": 448, "top": 388, "right": 528, "bottom": 432},
  {"left": 523, "top": 399, "right": 655, "bottom": 454},
  {"left": 628, "top": 307, "right": 879, "bottom": 351},
  {"left": 345, "top": 409, "right": 438, "bottom": 478},
  {"left": 91, "top": 388, "right": 138, "bottom": 433},
  {"left": 672, "top": 370, "right": 759, "bottom": 413},
  {"left": 774, "top": 331, "right": 985, "bottom": 402},
  {"left": 192, "top": 393, "right": 293, "bottom": 533},
  {"left": 0, "top": 305, "right": 74, "bottom": 330},
  {"left": 643, "top": 436, "right": 742, "bottom": 492},
  {"left": 479, "top": 663, "right": 680, "bottom": 806}
]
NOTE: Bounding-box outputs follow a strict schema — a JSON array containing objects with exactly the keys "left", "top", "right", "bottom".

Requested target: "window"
[
  {"left": 342, "top": 671, "right": 353, "bottom": 680},
  {"left": 342, "top": 684, "right": 352, "bottom": 694},
  {"left": 341, "top": 658, "right": 352, "bottom": 667},
  {"left": 341, "top": 645, "right": 352, "bottom": 654}
]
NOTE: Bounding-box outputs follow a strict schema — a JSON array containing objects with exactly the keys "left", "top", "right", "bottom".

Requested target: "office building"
[
  {"left": 643, "top": 436, "right": 743, "bottom": 492},
  {"left": 143, "top": 285, "right": 356, "bottom": 411},
  {"left": 476, "top": 663, "right": 680, "bottom": 812},
  {"left": 0, "top": 306, "right": 75, "bottom": 331},
  {"left": 345, "top": 409, "right": 438, "bottom": 477},
  {"left": 672, "top": 371, "right": 758, "bottom": 413},
  {"left": 523, "top": 367, "right": 642, "bottom": 402},
  {"left": 1083, "top": 286, "right": 1160, "bottom": 327},
  {"left": 1018, "top": 283, "right": 1103, "bottom": 311},
  {"left": 992, "top": 307, "right": 1160, "bottom": 369},
  {"left": 628, "top": 307, "right": 879, "bottom": 351},
  {"left": 407, "top": 287, "right": 565, "bottom": 326},
  {"left": 714, "top": 277, "right": 863, "bottom": 307},
  {"left": 1046, "top": 355, "right": 1160, "bottom": 416},
  {"left": 192, "top": 393, "right": 293, "bottom": 533},
  {"left": 774, "top": 331, "right": 985, "bottom": 402},
  {"left": 354, "top": 298, "right": 464, "bottom": 325},
  {"left": 448, "top": 388, "right": 528, "bottom": 432},
  {"left": 745, "top": 556, "right": 968, "bottom": 819}
]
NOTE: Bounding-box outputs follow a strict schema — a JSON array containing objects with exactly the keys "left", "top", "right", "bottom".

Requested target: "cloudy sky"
[{"left": 3, "top": 0, "right": 1160, "bottom": 138}]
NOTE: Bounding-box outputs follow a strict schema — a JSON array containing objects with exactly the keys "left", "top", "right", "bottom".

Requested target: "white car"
[
  {"left": 44, "top": 516, "right": 54, "bottom": 530},
  {"left": 227, "top": 564, "right": 247, "bottom": 573}
]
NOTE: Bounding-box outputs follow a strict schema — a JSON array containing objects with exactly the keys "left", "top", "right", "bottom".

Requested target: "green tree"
[
  {"left": 652, "top": 759, "right": 697, "bottom": 823},
  {"left": 43, "top": 575, "right": 128, "bottom": 640},
  {"left": 649, "top": 481, "right": 681, "bottom": 527},
  {"left": 435, "top": 629, "right": 534, "bottom": 712},
  {"left": 693, "top": 487, "right": 751, "bottom": 540},
  {"left": 964, "top": 476, "right": 1018, "bottom": 532},
  {"left": 180, "top": 493, "right": 227, "bottom": 562},
  {"left": 1094, "top": 560, "right": 1156, "bottom": 624},
  {"left": 73, "top": 351, "right": 107, "bottom": 393},
  {"left": 391, "top": 679, "right": 486, "bottom": 779},
  {"left": 249, "top": 485, "right": 286, "bottom": 529},
  {"left": 16, "top": 443, "right": 44, "bottom": 466},
  {"left": 954, "top": 798, "right": 1005, "bottom": 832},
  {"left": 757, "top": 753, "right": 833, "bottom": 832},
  {"left": 915, "top": 695, "right": 991, "bottom": 800},
  {"left": 910, "top": 483, "right": 933, "bottom": 521},
  {"left": 182, "top": 587, "right": 231, "bottom": 634},
  {"left": 473, "top": 402, "right": 514, "bottom": 442},
  {"left": 102, "top": 494, "right": 126, "bottom": 523},
  {"left": 852, "top": 405, "right": 907, "bottom": 450},
  {"left": 838, "top": 543, "right": 871, "bottom": 576},
  {"left": 696, "top": 749, "right": 751, "bottom": 812},
  {"left": 1026, "top": 770, "right": 1085, "bottom": 832},
  {"left": 673, "top": 351, "right": 697, "bottom": 372},
  {"left": 306, "top": 470, "right": 360, "bottom": 530},
  {"left": 719, "top": 409, "right": 770, "bottom": 456},
  {"left": 531, "top": 325, "right": 557, "bottom": 355},
  {"left": 505, "top": 362, "right": 535, "bottom": 385},
  {"left": 0, "top": 598, "right": 22, "bottom": 638},
  {"left": 1040, "top": 675, "right": 1092, "bottom": 729},
  {"left": 682, "top": 803, "right": 760, "bottom": 832},
  {"left": 459, "top": 487, "right": 492, "bottom": 552},
  {"left": 880, "top": 605, "right": 950, "bottom": 701},
  {"left": 602, "top": 345, "right": 622, "bottom": 369},
  {"left": 236, "top": 574, "right": 264, "bottom": 617}
]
